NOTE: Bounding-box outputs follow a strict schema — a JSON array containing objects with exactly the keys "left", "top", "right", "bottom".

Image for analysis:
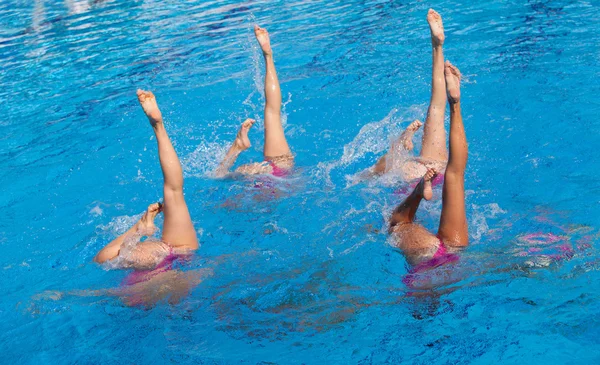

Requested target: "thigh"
[
  {"left": 420, "top": 107, "right": 448, "bottom": 162},
  {"left": 162, "top": 189, "right": 199, "bottom": 250},
  {"left": 437, "top": 172, "right": 468, "bottom": 247},
  {"left": 400, "top": 160, "right": 428, "bottom": 181}
]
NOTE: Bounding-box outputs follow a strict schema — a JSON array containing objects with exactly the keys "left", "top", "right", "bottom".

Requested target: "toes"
[
  {"left": 242, "top": 118, "right": 255, "bottom": 129},
  {"left": 450, "top": 65, "right": 462, "bottom": 79},
  {"left": 428, "top": 9, "right": 440, "bottom": 19},
  {"left": 445, "top": 61, "right": 460, "bottom": 76},
  {"left": 444, "top": 61, "right": 455, "bottom": 76},
  {"left": 424, "top": 168, "right": 437, "bottom": 180},
  {"left": 254, "top": 25, "right": 267, "bottom": 35},
  {"left": 148, "top": 203, "right": 161, "bottom": 213},
  {"left": 137, "top": 89, "right": 156, "bottom": 102}
]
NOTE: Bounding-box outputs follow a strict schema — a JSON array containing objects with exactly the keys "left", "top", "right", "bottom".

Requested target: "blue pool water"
[{"left": 2, "top": 0, "right": 600, "bottom": 363}]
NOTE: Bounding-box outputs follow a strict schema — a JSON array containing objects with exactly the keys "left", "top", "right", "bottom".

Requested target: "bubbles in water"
[
  {"left": 89, "top": 205, "right": 103, "bottom": 217},
  {"left": 317, "top": 104, "right": 426, "bottom": 188},
  {"left": 341, "top": 108, "right": 400, "bottom": 166},
  {"left": 182, "top": 141, "right": 228, "bottom": 178},
  {"left": 470, "top": 203, "right": 507, "bottom": 242},
  {"left": 97, "top": 213, "right": 142, "bottom": 237},
  {"left": 281, "top": 92, "right": 292, "bottom": 129}
]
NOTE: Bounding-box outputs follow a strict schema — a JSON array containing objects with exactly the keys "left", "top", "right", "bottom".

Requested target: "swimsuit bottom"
[
  {"left": 121, "top": 248, "right": 185, "bottom": 287},
  {"left": 265, "top": 153, "right": 294, "bottom": 177},
  {"left": 402, "top": 236, "right": 459, "bottom": 288}
]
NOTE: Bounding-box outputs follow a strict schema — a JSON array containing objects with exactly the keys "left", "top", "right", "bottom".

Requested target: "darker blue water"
[{"left": 1, "top": 0, "right": 600, "bottom": 363}]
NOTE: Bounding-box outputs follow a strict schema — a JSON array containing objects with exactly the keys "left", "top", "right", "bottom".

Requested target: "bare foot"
[
  {"left": 401, "top": 119, "right": 423, "bottom": 151},
  {"left": 136, "top": 89, "right": 163, "bottom": 126},
  {"left": 234, "top": 118, "right": 256, "bottom": 151},
  {"left": 422, "top": 168, "right": 438, "bottom": 201},
  {"left": 444, "top": 61, "right": 461, "bottom": 104},
  {"left": 427, "top": 9, "right": 445, "bottom": 47},
  {"left": 254, "top": 25, "right": 272, "bottom": 56},
  {"left": 138, "top": 202, "right": 162, "bottom": 234}
]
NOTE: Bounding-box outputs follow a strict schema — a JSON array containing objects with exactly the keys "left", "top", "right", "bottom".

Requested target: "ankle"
[
  {"left": 431, "top": 40, "right": 443, "bottom": 49},
  {"left": 152, "top": 120, "right": 165, "bottom": 131},
  {"left": 229, "top": 143, "right": 245, "bottom": 155}
]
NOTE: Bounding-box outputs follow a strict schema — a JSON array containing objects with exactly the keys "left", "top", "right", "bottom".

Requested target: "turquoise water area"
[{"left": 2, "top": 0, "right": 600, "bottom": 363}]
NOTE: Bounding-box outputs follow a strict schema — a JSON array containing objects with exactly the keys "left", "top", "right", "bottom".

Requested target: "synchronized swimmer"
[
  {"left": 216, "top": 25, "right": 294, "bottom": 178},
  {"left": 95, "top": 89, "right": 199, "bottom": 268},
  {"left": 385, "top": 10, "right": 469, "bottom": 287},
  {"left": 366, "top": 9, "right": 448, "bottom": 184},
  {"left": 390, "top": 62, "right": 467, "bottom": 288},
  {"left": 91, "top": 11, "right": 469, "bottom": 306}
]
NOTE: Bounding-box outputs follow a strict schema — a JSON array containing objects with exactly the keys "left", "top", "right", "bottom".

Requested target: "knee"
[
  {"left": 94, "top": 253, "right": 107, "bottom": 264},
  {"left": 444, "top": 169, "right": 465, "bottom": 181},
  {"left": 163, "top": 186, "right": 184, "bottom": 198},
  {"left": 389, "top": 212, "right": 410, "bottom": 230}
]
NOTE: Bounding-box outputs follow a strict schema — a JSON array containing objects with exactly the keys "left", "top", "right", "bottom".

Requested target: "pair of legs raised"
[
  {"left": 94, "top": 90, "right": 198, "bottom": 268},
  {"left": 216, "top": 25, "right": 293, "bottom": 177},
  {"left": 390, "top": 62, "right": 468, "bottom": 263},
  {"left": 373, "top": 9, "right": 448, "bottom": 180}
]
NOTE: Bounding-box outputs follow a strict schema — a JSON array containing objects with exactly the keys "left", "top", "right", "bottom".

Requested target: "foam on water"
[{"left": 315, "top": 104, "right": 428, "bottom": 188}]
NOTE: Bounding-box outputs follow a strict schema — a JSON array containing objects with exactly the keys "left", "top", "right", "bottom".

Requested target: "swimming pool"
[{"left": 2, "top": 0, "right": 600, "bottom": 363}]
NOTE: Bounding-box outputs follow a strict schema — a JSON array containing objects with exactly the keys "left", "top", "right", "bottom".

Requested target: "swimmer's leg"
[
  {"left": 137, "top": 90, "right": 198, "bottom": 251},
  {"left": 94, "top": 203, "right": 161, "bottom": 263},
  {"left": 390, "top": 168, "right": 437, "bottom": 228},
  {"left": 119, "top": 268, "right": 213, "bottom": 307},
  {"left": 419, "top": 9, "right": 448, "bottom": 163},
  {"left": 255, "top": 25, "right": 293, "bottom": 165},
  {"left": 216, "top": 118, "right": 259, "bottom": 177},
  {"left": 31, "top": 288, "right": 113, "bottom": 303},
  {"left": 373, "top": 120, "right": 423, "bottom": 174},
  {"left": 437, "top": 62, "right": 468, "bottom": 247}
]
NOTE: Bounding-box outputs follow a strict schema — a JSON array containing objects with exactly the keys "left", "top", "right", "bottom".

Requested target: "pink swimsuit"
[
  {"left": 120, "top": 250, "right": 193, "bottom": 307},
  {"left": 253, "top": 161, "right": 290, "bottom": 190},
  {"left": 394, "top": 173, "right": 444, "bottom": 196},
  {"left": 402, "top": 237, "right": 459, "bottom": 288},
  {"left": 268, "top": 161, "right": 289, "bottom": 177},
  {"left": 121, "top": 249, "right": 180, "bottom": 287}
]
